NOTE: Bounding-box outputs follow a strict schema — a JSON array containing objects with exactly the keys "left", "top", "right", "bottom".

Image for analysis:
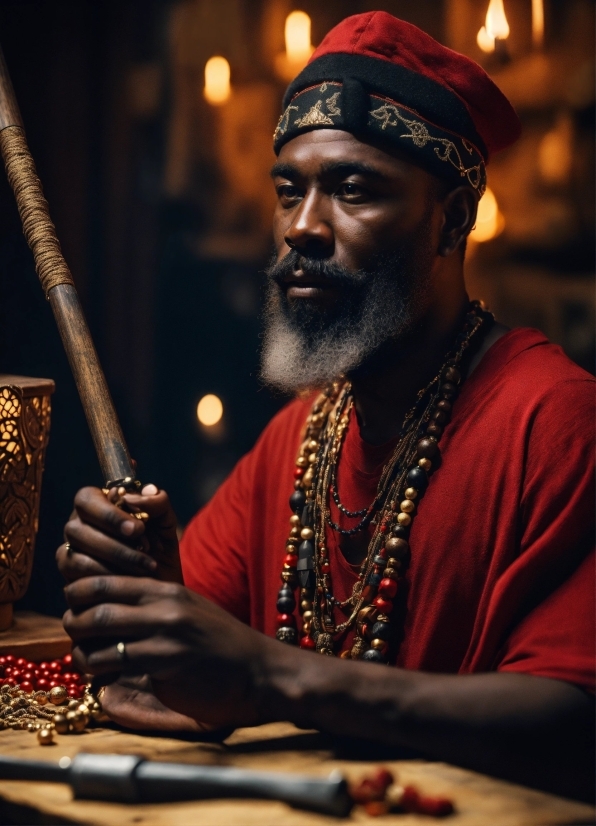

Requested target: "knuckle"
[
  {"left": 74, "top": 486, "right": 98, "bottom": 510},
  {"left": 161, "top": 582, "right": 183, "bottom": 600},
  {"left": 62, "top": 609, "right": 74, "bottom": 634},
  {"left": 90, "top": 576, "right": 112, "bottom": 600},
  {"left": 92, "top": 602, "right": 114, "bottom": 628}
]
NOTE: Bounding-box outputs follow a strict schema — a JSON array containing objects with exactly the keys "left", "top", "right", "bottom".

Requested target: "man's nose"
[{"left": 284, "top": 190, "right": 334, "bottom": 255}]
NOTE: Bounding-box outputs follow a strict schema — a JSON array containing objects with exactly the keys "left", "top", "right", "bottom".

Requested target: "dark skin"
[{"left": 57, "top": 130, "right": 594, "bottom": 802}]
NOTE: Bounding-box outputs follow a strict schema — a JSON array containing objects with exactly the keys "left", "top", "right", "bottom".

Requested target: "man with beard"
[{"left": 57, "top": 12, "right": 594, "bottom": 802}]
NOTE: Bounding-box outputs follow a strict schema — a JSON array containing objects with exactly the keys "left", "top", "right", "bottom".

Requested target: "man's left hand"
[{"left": 63, "top": 576, "right": 268, "bottom": 730}]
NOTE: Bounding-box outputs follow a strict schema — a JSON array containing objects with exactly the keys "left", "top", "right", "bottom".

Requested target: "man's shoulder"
[{"left": 474, "top": 327, "right": 594, "bottom": 401}]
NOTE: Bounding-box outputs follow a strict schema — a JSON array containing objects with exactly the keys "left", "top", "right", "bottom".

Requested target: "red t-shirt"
[{"left": 180, "top": 329, "right": 595, "bottom": 691}]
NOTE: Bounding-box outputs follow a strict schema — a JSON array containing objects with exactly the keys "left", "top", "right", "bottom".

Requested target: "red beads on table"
[{"left": 0, "top": 653, "right": 85, "bottom": 696}]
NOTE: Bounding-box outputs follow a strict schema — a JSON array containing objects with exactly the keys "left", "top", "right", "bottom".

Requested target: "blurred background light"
[
  {"left": 197, "top": 394, "right": 224, "bottom": 426},
  {"left": 470, "top": 187, "right": 505, "bottom": 243},
  {"left": 275, "top": 10, "right": 314, "bottom": 81},
  {"left": 532, "top": 0, "right": 544, "bottom": 49},
  {"left": 477, "top": 0, "right": 510, "bottom": 53},
  {"left": 285, "top": 11, "right": 313, "bottom": 63},
  {"left": 538, "top": 112, "right": 573, "bottom": 185},
  {"left": 204, "top": 56, "right": 231, "bottom": 105}
]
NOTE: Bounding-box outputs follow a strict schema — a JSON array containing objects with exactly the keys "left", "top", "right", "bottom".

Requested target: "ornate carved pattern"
[{"left": 0, "top": 386, "right": 51, "bottom": 603}]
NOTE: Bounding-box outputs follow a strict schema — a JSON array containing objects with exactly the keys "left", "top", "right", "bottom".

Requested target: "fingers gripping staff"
[{"left": 0, "top": 47, "right": 137, "bottom": 493}]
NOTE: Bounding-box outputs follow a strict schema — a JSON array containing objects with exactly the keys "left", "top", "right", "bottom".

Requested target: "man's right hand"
[{"left": 56, "top": 484, "right": 183, "bottom": 584}]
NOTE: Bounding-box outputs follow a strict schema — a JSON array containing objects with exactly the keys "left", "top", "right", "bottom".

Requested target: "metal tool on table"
[{"left": 0, "top": 752, "right": 353, "bottom": 816}]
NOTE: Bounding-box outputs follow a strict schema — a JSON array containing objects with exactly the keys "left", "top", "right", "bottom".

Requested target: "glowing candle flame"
[
  {"left": 204, "top": 56, "right": 231, "bottom": 105},
  {"left": 197, "top": 394, "right": 223, "bottom": 426},
  {"left": 285, "top": 11, "right": 313, "bottom": 63},
  {"left": 532, "top": 0, "right": 544, "bottom": 49},
  {"left": 477, "top": 0, "right": 510, "bottom": 53},
  {"left": 470, "top": 187, "right": 505, "bottom": 243}
]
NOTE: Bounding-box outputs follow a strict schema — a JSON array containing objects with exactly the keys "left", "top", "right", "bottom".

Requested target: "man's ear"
[{"left": 438, "top": 186, "right": 478, "bottom": 257}]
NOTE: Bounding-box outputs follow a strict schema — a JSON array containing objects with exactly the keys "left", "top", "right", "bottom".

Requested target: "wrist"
[{"left": 252, "top": 637, "right": 315, "bottom": 727}]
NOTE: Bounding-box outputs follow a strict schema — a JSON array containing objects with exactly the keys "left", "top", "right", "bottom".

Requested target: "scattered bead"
[
  {"left": 37, "top": 727, "right": 54, "bottom": 745},
  {"left": 49, "top": 686, "right": 68, "bottom": 706}
]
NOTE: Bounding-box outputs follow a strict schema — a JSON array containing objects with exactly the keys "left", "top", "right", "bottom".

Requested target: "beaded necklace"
[{"left": 275, "top": 301, "right": 491, "bottom": 661}]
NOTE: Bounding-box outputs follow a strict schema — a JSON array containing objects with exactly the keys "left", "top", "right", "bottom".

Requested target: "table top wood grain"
[{"left": 0, "top": 722, "right": 593, "bottom": 825}]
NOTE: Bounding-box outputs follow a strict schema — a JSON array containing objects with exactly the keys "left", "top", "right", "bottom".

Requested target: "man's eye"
[
  {"left": 338, "top": 183, "right": 365, "bottom": 199},
  {"left": 277, "top": 184, "right": 300, "bottom": 202}
]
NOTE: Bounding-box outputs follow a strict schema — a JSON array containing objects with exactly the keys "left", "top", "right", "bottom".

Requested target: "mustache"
[{"left": 265, "top": 249, "right": 366, "bottom": 288}]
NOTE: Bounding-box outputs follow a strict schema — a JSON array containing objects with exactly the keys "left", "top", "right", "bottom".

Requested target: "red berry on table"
[
  {"left": 49, "top": 661, "right": 62, "bottom": 673},
  {"left": 370, "top": 767, "right": 394, "bottom": 792},
  {"left": 16, "top": 658, "right": 27, "bottom": 668},
  {"left": 67, "top": 686, "right": 78, "bottom": 698},
  {"left": 62, "top": 653, "right": 73, "bottom": 666},
  {"left": 20, "top": 681, "right": 33, "bottom": 693},
  {"left": 11, "top": 670, "right": 21, "bottom": 681},
  {"left": 0, "top": 657, "right": 5, "bottom": 665},
  {"left": 48, "top": 680, "right": 60, "bottom": 689},
  {"left": 4, "top": 656, "right": 14, "bottom": 664},
  {"left": 4, "top": 679, "right": 15, "bottom": 687},
  {"left": 21, "top": 671, "right": 33, "bottom": 682},
  {"left": 401, "top": 785, "right": 421, "bottom": 812},
  {"left": 39, "top": 662, "right": 49, "bottom": 671},
  {"left": 36, "top": 678, "right": 49, "bottom": 691}
]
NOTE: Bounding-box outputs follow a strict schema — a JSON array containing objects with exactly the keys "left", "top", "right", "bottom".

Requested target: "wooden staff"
[{"left": 0, "top": 47, "right": 137, "bottom": 490}]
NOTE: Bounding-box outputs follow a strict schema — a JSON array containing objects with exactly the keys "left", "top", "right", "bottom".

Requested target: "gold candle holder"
[{"left": 0, "top": 376, "right": 54, "bottom": 630}]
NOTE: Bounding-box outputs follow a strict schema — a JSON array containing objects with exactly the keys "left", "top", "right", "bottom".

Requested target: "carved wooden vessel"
[{"left": 0, "top": 375, "right": 54, "bottom": 630}]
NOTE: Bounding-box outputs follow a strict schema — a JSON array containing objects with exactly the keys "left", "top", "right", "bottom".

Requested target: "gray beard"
[{"left": 260, "top": 247, "right": 432, "bottom": 395}]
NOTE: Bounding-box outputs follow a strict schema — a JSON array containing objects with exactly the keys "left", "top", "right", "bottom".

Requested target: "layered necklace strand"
[{"left": 275, "top": 301, "right": 490, "bottom": 662}]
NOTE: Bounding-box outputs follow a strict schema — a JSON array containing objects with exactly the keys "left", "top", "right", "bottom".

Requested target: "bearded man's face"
[{"left": 261, "top": 130, "right": 441, "bottom": 394}]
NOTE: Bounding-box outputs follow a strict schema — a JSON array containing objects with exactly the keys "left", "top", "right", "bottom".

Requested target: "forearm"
[{"left": 257, "top": 641, "right": 595, "bottom": 801}]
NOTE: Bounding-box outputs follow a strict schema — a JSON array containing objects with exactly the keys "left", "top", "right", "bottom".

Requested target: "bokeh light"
[
  {"left": 197, "top": 394, "right": 224, "bottom": 426},
  {"left": 204, "top": 56, "right": 231, "bottom": 105}
]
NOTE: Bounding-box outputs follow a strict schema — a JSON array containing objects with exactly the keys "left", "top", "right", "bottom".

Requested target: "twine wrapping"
[{"left": 0, "top": 125, "right": 74, "bottom": 296}]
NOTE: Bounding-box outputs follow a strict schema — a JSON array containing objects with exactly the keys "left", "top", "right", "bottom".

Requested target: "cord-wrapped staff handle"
[{"left": 0, "top": 47, "right": 137, "bottom": 489}]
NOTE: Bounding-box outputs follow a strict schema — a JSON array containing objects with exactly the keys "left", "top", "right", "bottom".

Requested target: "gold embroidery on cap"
[
  {"left": 295, "top": 99, "right": 335, "bottom": 127},
  {"left": 369, "top": 103, "right": 485, "bottom": 193},
  {"left": 326, "top": 91, "right": 341, "bottom": 117},
  {"left": 273, "top": 105, "right": 299, "bottom": 141}
]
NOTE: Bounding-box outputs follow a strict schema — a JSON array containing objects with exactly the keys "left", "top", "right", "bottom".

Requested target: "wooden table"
[{"left": 0, "top": 722, "right": 592, "bottom": 825}]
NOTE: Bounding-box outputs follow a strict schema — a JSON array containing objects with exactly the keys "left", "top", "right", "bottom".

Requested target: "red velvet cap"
[
  {"left": 310, "top": 12, "right": 520, "bottom": 158},
  {"left": 274, "top": 12, "right": 521, "bottom": 195}
]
